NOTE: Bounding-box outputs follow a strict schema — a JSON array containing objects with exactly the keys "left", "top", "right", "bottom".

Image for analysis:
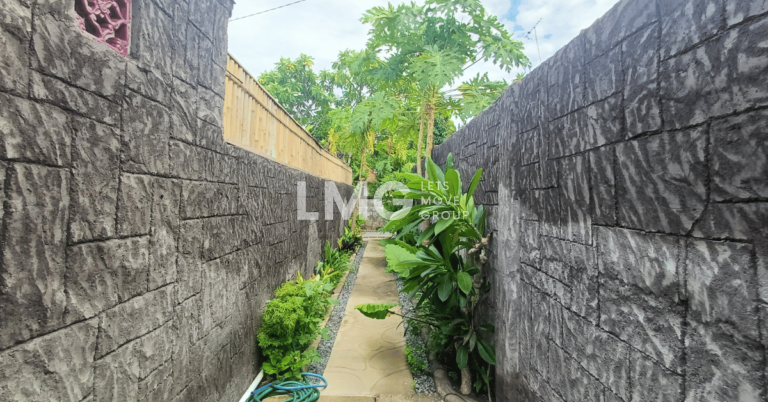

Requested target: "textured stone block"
[
  {"left": 121, "top": 91, "right": 171, "bottom": 175},
  {"left": 125, "top": 63, "right": 171, "bottom": 105},
  {"left": 541, "top": 237, "right": 570, "bottom": 283},
  {"left": 584, "top": 46, "right": 621, "bottom": 104},
  {"left": 201, "top": 215, "right": 253, "bottom": 261},
  {"left": 623, "top": 24, "right": 662, "bottom": 135},
  {"left": 659, "top": 0, "right": 724, "bottom": 60},
  {"left": 631, "top": 351, "right": 683, "bottom": 402},
  {"left": 117, "top": 173, "right": 153, "bottom": 237},
  {"left": 93, "top": 340, "right": 139, "bottom": 402},
  {"left": 171, "top": 78, "right": 198, "bottom": 142},
  {"left": 150, "top": 179, "right": 181, "bottom": 290},
  {"left": 172, "top": 21, "right": 201, "bottom": 84},
  {"left": 565, "top": 357, "right": 605, "bottom": 402},
  {"left": 0, "top": 319, "right": 97, "bottom": 402},
  {"left": 65, "top": 237, "right": 150, "bottom": 321},
  {"left": 570, "top": 243, "right": 599, "bottom": 325},
  {"left": 685, "top": 321, "right": 764, "bottom": 401},
  {"left": 135, "top": 324, "right": 174, "bottom": 379},
  {"left": 211, "top": 2, "right": 230, "bottom": 67},
  {"left": 624, "top": 81, "right": 662, "bottom": 137},
  {"left": 0, "top": 164, "right": 69, "bottom": 349},
  {"left": 624, "top": 24, "right": 660, "bottom": 90},
  {"left": 710, "top": 110, "right": 768, "bottom": 201},
  {"left": 547, "top": 37, "right": 586, "bottom": 119},
  {"left": 31, "top": 13, "right": 126, "bottom": 100},
  {"left": 691, "top": 202, "right": 768, "bottom": 241},
  {"left": 519, "top": 128, "right": 541, "bottom": 166},
  {"left": 96, "top": 286, "right": 174, "bottom": 358},
  {"left": 597, "top": 227, "right": 681, "bottom": 299},
  {"left": 662, "top": 19, "right": 768, "bottom": 129},
  {"left": 521, "top": 220, "right": 540, "bottom": 266},
  {"left": 589, "top": 146, "right": 616, "bottom": 225},
  {"left": 547, "top": 342, "right": 569, "bottom": 396},
  {"left": 197, "top": 119, "right": 226, "bottom": 153},
  {"left": 535, "top": 188, "right": 562, "bottom": 239},
  {"left": 549, "top": 109, "right": 588, "bottom": 159},
  {"left": 0, "top": 92, "right": 71, "bottom": 167},
  {"left": 685, "top": 239, "right": 759, "bottom": 340},
  {"left": 189, "top": 0, "right": 218, "bottom": 39},
  {"left": 600, "top": 278, "right": 685, "bottom": 372},
  {"left": 169, "top": 140, "right": 207, "bottom": 181},
  {"left": 69, "top": 117, "right": 120, "bottom": 243},
  {"left": 522, "top": 264, "right": 570, "bottom": 305},
  {"left": 30, "top": 71, "right": 121, "bottom": 127},
  {"left": 616, "top": 127, "right": 708, "bottom": 234},
  {"left": 0, "top": 1, "right": 30, "bottom": 96},
  {"left": 726, "top": 0, "right": 768, "bottom": 26},
  {"left": 563, "top": 310, "right": 630, "bottom": 400},
  {"left": 560, "top": 155, "right": 591, "bottom": 244},
  {"left": 529, "top": 290, "right": 550, "bottom": 377},
  {"left": 131, "top": 0, "right": 173, "bottom": 75},
  {"left": 583, "top": 0, "right": 658, "bottom": 60},
  {"left": 139, "top": 360, "right": 174, "bottom": 401}
]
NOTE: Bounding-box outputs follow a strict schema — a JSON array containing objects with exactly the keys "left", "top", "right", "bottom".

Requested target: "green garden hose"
[{"left": 246, "top": 373, "right": 327, "bottom": 402}]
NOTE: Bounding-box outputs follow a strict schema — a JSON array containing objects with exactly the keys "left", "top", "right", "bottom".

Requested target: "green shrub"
[
  {"left": 257, "top": 274, "right": 337, "bottom": 380},
  {"left": 316, "top": 241, "right": 351, "bottom": 288},
  {"left": 338, "top": 216, "right": 363, "bottom": 251}
]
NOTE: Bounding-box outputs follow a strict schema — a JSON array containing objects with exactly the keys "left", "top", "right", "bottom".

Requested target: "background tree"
[
  {"left": 361, "top": 0, "right": 530, "bottom": 177},
  {"left": 258, "top": 54, "right": 336, "bottom": 142}
]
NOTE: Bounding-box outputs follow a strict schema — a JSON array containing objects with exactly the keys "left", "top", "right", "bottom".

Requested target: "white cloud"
[{"left": 227, "top": 0, "right": 620, "bottom": 83}]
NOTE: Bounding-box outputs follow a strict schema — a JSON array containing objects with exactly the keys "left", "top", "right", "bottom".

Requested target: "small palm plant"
[{"left": 355, "top": 154, "right": 495, "bottom": 397}]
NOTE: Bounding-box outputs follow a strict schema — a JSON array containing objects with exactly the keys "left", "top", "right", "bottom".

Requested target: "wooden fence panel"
[{"left": 223, "top": 54, "right": 353, "bottom": 184}]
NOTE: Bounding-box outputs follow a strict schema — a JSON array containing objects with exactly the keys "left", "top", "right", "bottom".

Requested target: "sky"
[{"left": 227, "top": 0, "right": 621, "bottom": 84}]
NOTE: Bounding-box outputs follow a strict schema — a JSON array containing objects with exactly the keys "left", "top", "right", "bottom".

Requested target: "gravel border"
[
  {"left": 308, "top": 241, "right": 368, "bottom": 377},
  {"left": 395, "top": 274, "right": 437, "bottom": 394}
]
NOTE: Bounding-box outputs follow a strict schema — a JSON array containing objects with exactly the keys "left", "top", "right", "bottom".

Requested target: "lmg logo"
[{"left": 296, "top": 181, "right": 413, "bottom": 221}]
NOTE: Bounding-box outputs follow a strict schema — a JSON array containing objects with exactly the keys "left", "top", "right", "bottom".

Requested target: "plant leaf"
[
  {"left": 457, "top": 271, "right": 472, "bottom": 294},
  {"left": 456, "top": 345, "right": 468, "bottom": 369},
  {"left": 438, "top": 276, "right": 452, "bottom": 302},
  {"left": 434, "top": 217, "right": 454, "bottom": 235},
  {"left": 446, "top": 153, "right": 454, "bottom": 170},
  {"left": 477, "top": 339, "right": 497, "bottom": 365},
  {"left": 467, "top": 168, "right": 483, "bottom": 199},
  {"left": 355, "top": 303, "right": 397, "bottom": 320}
]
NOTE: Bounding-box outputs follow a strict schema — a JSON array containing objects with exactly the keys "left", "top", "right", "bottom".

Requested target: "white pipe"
[{"left": 238, "top": 369, "right": 264, "bottom": 402}]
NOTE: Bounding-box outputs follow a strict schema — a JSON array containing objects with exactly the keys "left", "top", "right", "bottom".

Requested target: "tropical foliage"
[
  {"left": 257, "top": 0, "right": 529, "bottom": 189},
  {"left": 356, "top": 155, "right": 495, "bottom": 396}
]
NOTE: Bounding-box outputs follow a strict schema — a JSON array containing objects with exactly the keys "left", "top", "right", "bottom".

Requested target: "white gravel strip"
[
  {"left": 308, "top": 242, "right": 368, "bottom": 377},
  {"left": 395, "top": 274, "right": 438, "bottom": 395}
]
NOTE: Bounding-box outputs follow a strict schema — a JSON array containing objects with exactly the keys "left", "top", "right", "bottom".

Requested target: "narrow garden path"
[{"left": 321, "top": 241, "right": 415, "bottom": 397}]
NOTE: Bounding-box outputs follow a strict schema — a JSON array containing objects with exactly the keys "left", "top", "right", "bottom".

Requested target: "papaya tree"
[{"left": 361, "top": 0, "right": 530, "bottom": 177}]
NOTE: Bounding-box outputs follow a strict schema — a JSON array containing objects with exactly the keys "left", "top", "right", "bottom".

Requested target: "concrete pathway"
[{"left": 321, "top": 241, "right": 415, "bottom": 397}]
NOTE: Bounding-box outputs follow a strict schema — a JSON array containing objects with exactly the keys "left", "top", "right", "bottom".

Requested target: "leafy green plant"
[
  {"left": 356, "top": 154, "right": 495, "bottom": 396},
  {"left": 257, "top": 272, "right": 338, "bottom": 380},
  {"left": 316, "top": 241, "right": 351, "bottom": 288},
  {"left": 405, "top": 345, "right": 428, "bottom": 374},
  {"left": 338, "top": 216, "right": 364, "bottom": 251}
]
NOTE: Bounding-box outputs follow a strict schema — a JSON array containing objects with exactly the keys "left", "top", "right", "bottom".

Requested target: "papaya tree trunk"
[
  {"left": 416, "top": 111, "right": 425, "bottom": 177},
  {"left": 351, "top": 144, "right": 367, "bottom": 232},
  {"left": 425, "top": 103, "right": 436, "bottom": 165}
]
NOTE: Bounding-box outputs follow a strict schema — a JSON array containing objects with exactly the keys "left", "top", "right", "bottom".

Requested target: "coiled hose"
[{"left": 246, "top": 373, "right": 328, "bottom": 402}]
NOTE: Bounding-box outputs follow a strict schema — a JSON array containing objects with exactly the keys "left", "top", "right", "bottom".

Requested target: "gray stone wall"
[
  {"left": 0, "top": 1, "right": 351, "bottom": 401},
  {"left": 432, "top": 0, "right": 768, "bottom": 400}
]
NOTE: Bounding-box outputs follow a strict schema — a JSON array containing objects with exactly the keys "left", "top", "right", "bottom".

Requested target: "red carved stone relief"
[{"left": 75, "top": 0, "right": 131, "bottom": 56}]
